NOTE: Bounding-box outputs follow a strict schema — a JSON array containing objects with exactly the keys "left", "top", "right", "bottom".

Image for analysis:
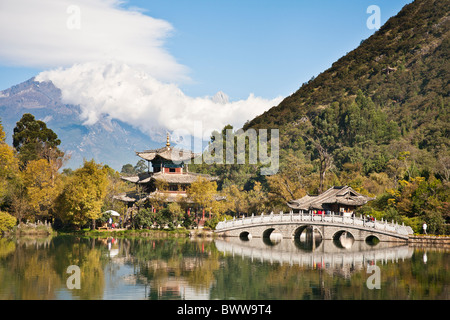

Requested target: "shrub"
[
  {"left": 203, "top": 216, "right": 219, "bottom": 230},
  {"left": 402, "top": 216, "right": 422, "bottom": 234},
  {"left": 133, "top": 208, "right": 154, "bottom": 229},
  {"left": 0, "top": 211, "right": 17, "bottom": 233}
]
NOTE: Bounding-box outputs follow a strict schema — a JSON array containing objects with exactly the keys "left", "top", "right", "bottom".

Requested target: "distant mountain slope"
[
  {"left": 245, "top": 0, "right": 449, "bottom": 156},
  {"left": 0, "top": 78, "right": 159, "bottom": 170}
]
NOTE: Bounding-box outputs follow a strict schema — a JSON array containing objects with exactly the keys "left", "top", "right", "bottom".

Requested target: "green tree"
[
  {"left": 309, "top": 137, "right": 333, "bottom": 194},
  {"left": 12, "top": 113, "right": 63, "bottom": 167},
  {"left": 385, "top": 176, "right": 449, "bottom": 234},
  {"left": 134, "top": 160, "right": 148, "bottom": 174},
  {"left": 160, "top": 203, "right": 185, "bottom": 229},
  {"left": 120, "top": 163, "right": 136, "bottom": 176},
  {"left": 266, "top": 151, "right": 313, "bottom": 204},
  {"left": 133, "top": 208, "right": 154, "bottom": 229}
]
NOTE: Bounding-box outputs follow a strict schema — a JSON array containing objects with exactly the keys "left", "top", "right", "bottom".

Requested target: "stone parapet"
[{"left": 408, "top": 236, "right": 450, "bottom": 246}]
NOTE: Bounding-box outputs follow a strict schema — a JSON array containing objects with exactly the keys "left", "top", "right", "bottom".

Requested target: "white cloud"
[
  {"left": 0, "top": 0, "right": 186, "bottom": 82},
  {"left": 36, "top": 62, "right": 282, "bottom": 140},
  {"left": 2, "top": 0, "right": 282, "bottom": 140}
]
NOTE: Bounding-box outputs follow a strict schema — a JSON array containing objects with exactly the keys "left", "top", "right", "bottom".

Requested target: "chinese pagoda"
[{"left": 115, "top": 134, "right": 218, "bottom": 204}]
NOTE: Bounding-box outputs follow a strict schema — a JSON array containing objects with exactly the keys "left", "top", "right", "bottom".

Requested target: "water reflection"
[
  {"left": 0, "top": 235, "right": 448, "bottom": 300},
  {"left": 293, "top": 226, "right": 324, "bottom": 251},
  {"left": 0, "top": 236, "right": 108, "bottom": 299},
  {"left": 100, "top": 237, "right": 219, "bottom": 300},
  {"left": 210, "top": 238, "right": 449, "bottom": 300},
  {"left": 215, "top": 237, "right": 414, "bottom": 279}
]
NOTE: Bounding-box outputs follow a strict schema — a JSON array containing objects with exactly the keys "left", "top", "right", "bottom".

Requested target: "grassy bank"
[{"left": 57, "top": 227, "right": 215, "bottom": 239}]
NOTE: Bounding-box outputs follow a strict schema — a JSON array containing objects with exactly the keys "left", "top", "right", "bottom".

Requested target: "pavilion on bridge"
[{"left": 287, "top": 186, "right": 375, "bottom": 216}]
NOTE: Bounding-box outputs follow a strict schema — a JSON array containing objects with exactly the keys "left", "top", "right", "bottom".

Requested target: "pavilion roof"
[
  {"left": 113, "top": 193, "right": 138, "bottom": 203},
  {"left": 287, "top": 186, "right": 375, "bottom": 210},
  {"left": 114, "top": 186, "right": 225, "bottom": 204},
  {"left": 146, "top": 191, "right": 193, "bottom": 203},
  {"left": 141, "top": 191, "right": 224, "bottom": 204},
  {"left": 152, "top": 172, "right": 218, "bottom": 184},
  {"left": 136, "top": 146, "right": 200, "bottom": 162},
  {"left": 121, "top": 171, "right": 218, "bottom": 185}
]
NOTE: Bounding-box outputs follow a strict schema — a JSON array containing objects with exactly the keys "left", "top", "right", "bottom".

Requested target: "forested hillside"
[
  {"left": 193, "top": 0, "right": 449, "bottom": 234},
  {"left": 247, "top": 0, "right": 449, "bottom": 145}
]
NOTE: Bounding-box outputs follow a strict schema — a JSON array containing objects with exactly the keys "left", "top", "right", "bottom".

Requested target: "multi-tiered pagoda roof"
[{"left": 114, "top": 134, "right": 217, "bottom": 204}]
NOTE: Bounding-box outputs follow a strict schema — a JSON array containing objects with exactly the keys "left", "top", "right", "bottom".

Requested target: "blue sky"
[
  {"left": 0, "top": 0, "right": 412, "bottom": 138},
  {"left": 1, "top": 0, "right": 411, "bottom": 98},
  {"left": 129, "top": 0, "right": 412, "bottom": 100}
]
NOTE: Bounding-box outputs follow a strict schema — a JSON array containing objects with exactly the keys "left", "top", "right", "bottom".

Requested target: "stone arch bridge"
[{"left": 215, "top": 211, "right": 413, "bottom": 242}]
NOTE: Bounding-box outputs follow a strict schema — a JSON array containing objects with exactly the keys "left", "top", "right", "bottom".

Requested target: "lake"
[{"left": 0, "top": 235, "right": 448, "bottom": 300}]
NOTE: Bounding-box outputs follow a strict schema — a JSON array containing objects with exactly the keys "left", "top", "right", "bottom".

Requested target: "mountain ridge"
[
  {"left": 0, "top": 77, "right": 160, "bottom": 170},
  {"left": 245, "top": 0, "right": 449, "bottom": 147}
]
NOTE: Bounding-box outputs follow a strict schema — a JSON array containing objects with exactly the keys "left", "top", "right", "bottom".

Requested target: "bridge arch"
[
  {"left": 293, "top": 225, "right": 323, "bottom": 240},
  {"left": 333, "top": 230, "right": 355, "bottom": 249},
  {"left": 262, "top": 228, "right": 283, "bottom": 245},
  {"left": 262, "top": 228, "right": 276, "bottom": 239},
  {"left": 332, "top": 230, "right": 355, "bottom": 241},
  {"left": 365, "top": 234, "right": 380, "bottom": 245},
  {"left": 293, "top": 225, "right": 323, "bottom": 251},
  {"left": 239, "top": 231, "right": 252, "bottom": 241}
]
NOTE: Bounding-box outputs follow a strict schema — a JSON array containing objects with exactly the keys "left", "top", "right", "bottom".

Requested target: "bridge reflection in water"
[{"left": 214, "top": 235, "right": 413, "bottom": 278}]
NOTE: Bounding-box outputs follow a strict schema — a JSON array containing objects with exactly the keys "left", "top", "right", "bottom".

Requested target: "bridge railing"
[{"left": 215, "top": 211, "right": 413, "bottom": 236}]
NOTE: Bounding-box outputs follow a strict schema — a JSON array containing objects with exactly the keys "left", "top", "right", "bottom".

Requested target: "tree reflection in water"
[{"left": 0, "top": 235, "right": 448, "bottom": 300}]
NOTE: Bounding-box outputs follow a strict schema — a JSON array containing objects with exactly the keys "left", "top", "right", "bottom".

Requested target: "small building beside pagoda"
[{"left": 287, "top": 186, "right": 375, "bottom": 216}]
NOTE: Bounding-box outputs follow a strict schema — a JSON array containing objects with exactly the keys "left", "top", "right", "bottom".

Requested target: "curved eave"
[
  {"left": 121, "top": 176, "right": 140, "bottom": 183},
  {"left": 136, "top": 148, "right": 200, "bottom": 162},
  {"left": 113, "top": 194, "right": 137, "bottom": 203}
]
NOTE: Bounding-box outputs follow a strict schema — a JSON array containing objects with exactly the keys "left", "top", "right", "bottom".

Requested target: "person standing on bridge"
[{"left": 423, "top": 222, "right": 427, "bottom": 235}]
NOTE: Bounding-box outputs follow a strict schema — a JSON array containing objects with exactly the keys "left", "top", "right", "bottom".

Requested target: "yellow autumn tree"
[
  {"left": 21, "top": 159, "right": 61, "bottom": 221},
  {"left": 0, "top": 211, "right": 17, "bottom": 232},
  {"left": 247, "top": 181, "right": 270, "bottom": 214},
  {"left": 187, "top": 177, "right": 224, "bottom": 215},
  {"left": 222, "top": 184, "right": 248, "bottom": 215},
  {"left": 56, "top": 160, "right": 108, "bottom": 228},
  {"left": 0, "top": 122, "right": 19, "bottom": 202}
]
